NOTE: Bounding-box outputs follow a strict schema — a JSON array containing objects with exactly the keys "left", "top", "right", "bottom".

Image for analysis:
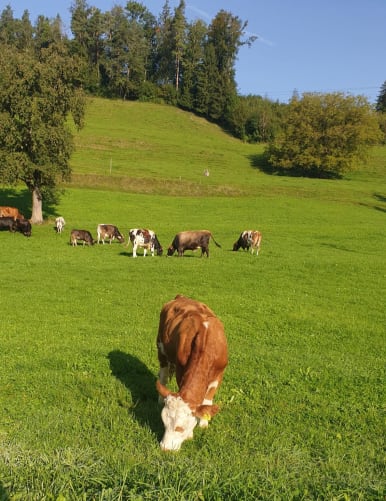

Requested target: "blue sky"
[{"left": 6, "top": 0, "right": 385, "bottom": 103}]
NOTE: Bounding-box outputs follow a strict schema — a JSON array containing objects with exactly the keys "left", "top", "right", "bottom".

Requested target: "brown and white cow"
[
  {"left": 128, "top": 228, "right": 163, "bottom": 257},
  {"left": 97, "top": 224, "right": 124, "bottom": 244},
  {"left": 167, "top": 230, "right": 221, "bottom": 257},
  {"left": 156, "top": 295, "right": 228, "bottom": 451},
  {"left": 232, "top": 230, "right": 252, "bottom": 251},
  {"left": 70, "top": 229, "right": 95, "bottom": 246},
  {"left": 0, "top": 206, "right": 24, "bottom": 220},
  {"left": 248, "top": 230, "right": 262, "bottom": 255},
  {"left": 233, "top": 230, "right": 262, "bottom": 255}
]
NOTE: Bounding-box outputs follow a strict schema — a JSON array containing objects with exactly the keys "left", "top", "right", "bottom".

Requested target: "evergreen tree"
[{"left": 376, "top": 80, "right": 386, "bottom": 112}]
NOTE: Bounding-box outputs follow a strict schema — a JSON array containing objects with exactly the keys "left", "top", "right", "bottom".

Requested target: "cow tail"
[{"left": 211, "top": 234, "right": 222, "bottom": 248}]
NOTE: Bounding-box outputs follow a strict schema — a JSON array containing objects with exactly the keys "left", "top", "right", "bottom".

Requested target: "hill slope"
[{"left": 68, "top": 97, "right": 386, "bottom": 206}]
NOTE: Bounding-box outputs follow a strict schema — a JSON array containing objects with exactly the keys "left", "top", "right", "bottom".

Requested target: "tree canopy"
[
  {"left": 0, "top": 12, "right": 85, "bottom": 223},
  {"left": 265, "top": 92, "right": 382, "bottom": 178}
]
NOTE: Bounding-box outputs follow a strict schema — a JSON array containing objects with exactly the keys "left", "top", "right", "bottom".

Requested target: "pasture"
[{"left": 0, "top": 98, "right": 385, "bottom": 500}]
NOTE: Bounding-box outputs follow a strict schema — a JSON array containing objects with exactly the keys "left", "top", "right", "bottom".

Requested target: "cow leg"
[
  {"left": 133, "top": 243, "right": 137, "bottom": 258},
  {"left": 199, "top": 380, "right": 220, "bottom": 428},
  {"left": 143, "top": 248, "right": 147, "bottom": 257}
]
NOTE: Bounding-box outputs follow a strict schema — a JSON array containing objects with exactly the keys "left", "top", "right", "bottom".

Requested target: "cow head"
[
  {"left": 167, "top": 245, "right": 175, "bottom": 256},
  {"left": 156, "top": 380, "right": 219, "bottom": 451}
]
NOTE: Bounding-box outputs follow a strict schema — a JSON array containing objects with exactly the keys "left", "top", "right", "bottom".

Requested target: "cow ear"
[
  {"left": 195, "top": 404, "right": 220, "bottom": 420},
  {"left": 156, "top": 380, "right": 171, "bottom": 398}
]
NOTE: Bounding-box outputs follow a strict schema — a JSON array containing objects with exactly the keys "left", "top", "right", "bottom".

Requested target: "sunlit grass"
[{"left": 0, "top": 98, "right": 385, "bottom": 499}]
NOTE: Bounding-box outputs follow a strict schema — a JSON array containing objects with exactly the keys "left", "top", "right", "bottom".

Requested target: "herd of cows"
[
  {"left": 0, "top": 206, "right": 263, "bottom": 256},
  {"left": 65, "top": 219, "right": 262, "bottom": 257},
  {"left": 1, "top": 205, "right": 262, "bottom": 450}
]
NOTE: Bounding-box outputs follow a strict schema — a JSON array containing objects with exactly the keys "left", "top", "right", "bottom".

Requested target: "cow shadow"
[
  {"left": 107, "top": 350, "right": 163, "bottom": 438},
  {"left": 0, "top": 481, "right": 10, "bottom": 500}
]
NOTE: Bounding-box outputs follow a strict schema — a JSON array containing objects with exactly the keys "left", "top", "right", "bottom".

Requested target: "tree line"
[{"left": 0, "top": 1, "right": 384, "bottom": 224}]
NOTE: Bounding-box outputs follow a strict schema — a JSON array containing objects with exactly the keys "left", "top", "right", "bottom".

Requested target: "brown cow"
[
  {"left": 0, "top": 206, "right": 24, "bottom": 220},
  {"left": 167, "top": 230, "right": 221, "bottom": 257},
  {"left": 156, "top": 295, "right": 228, "bottom": 451},
  {"left": 97, "top": 224, "right": 124, "bottom": 244},
  {"left": 70, "top": 229, "right": 95, "bottom": 246}
]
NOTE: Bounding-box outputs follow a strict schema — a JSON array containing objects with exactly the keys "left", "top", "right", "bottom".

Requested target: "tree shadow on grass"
[
  {"left": 107, "top": 350, "right": 163, "bottom": 438},
  {"left": 248, "top": 152, "right": 341, "bottom": 179},
  {"left": 0, "top": 187, "right": 61, "bottom": 220}
]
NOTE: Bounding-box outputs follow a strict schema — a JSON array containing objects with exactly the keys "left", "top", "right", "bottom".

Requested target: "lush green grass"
[{"left": 0, "top": 98, "right": 385, "bottom": 500}]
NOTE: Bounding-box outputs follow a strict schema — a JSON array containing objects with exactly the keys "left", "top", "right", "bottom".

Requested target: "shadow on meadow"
[
  {"left": 0, "top": 187, "right": 60, "bottom": 220},
  {"left": 0, "top": 481, "right": 10, "bottom": 501},
  {"left": 107, "top": 350, "right": 162, "bottom": 437}
]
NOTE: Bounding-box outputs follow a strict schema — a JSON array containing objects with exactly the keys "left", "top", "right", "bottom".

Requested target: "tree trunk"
[{"left": 30, "top": 187, "right": 43, "bottom": 224}]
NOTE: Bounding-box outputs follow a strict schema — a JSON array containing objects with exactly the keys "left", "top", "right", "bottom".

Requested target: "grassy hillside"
[
  {"left": 0, "top": 98, "right": 385, "bottom": 499},
  {"left": 68, "top": 98, "right": 385, "bottom": 206}
]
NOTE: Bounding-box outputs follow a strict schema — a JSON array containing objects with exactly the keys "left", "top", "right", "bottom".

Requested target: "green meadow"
[{"left": 0, "top": 98, "right": 385, "bottom": 500}]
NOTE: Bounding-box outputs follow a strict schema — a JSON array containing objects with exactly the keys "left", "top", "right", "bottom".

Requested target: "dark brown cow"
[
  {"left": 167, "top": 230, "right": 221, "bottom": 257},
  {"left": 156, "top": 295, "right": 228, "bottom": 451},
  {"left": 70, "top": 229, "right": 95, "bottom": 246},
  {"left": 0, "top": 216, "right": 17, "bottom": 232},
  {"left": 15, "top": 219, "right": 32, "bottom": 237},
  {"left": 233, "top": 230, "right": 252, "bottom": 251},
  {"left": 97, "top": 224, "right": 124, "bottom": 244},
  {"left": 0, "top": 206, "right": 24, "bottom": 220}
]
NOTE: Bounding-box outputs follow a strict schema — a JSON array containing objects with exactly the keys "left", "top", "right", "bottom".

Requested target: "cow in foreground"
[
  {"left": 70, "top": 229, "right": 94, "bottom": 246},
  {"left": 233, "top": 230, "right": 262, "bottom": 255},
  {"left": 97, "top": 224, "right": 124, "bottom": 244},
  {"left": 128, "top": 228, "right": 163, "bottom": 257},
  {"left": 156, "top": 295, "right": 228, "bottom": 451},
  {"left": 55, "top": 217, "right": 66, "bottom": 234},
  {"left": 167, "top": 230, "right": 221, "bottom": 257},
  {"left": 0, "top": 206, "right": 24, "bottom": 220}
]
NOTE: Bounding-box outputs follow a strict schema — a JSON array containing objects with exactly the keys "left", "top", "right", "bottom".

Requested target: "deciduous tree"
[
  {"left": 266, "top": 92, "right": 382, "bottom": 177},
  {"left": 0, "top": 43, "right": 85, "bottom": 223}
]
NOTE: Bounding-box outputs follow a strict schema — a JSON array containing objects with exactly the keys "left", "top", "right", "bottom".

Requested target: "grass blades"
[{"left": 0, "top": 98, "right": 385, "bottom": 500}]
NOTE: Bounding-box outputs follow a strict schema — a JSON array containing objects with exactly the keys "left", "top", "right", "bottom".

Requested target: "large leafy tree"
[
  {"left": 0, "top": 42, "right": 85, "bottom": 223},
  {"left": 266, "top": 92, "right": 382, "bottom": 177}
]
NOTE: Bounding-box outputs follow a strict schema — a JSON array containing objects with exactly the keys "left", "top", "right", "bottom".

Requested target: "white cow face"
[{"left": 160, "top": 395, "right": 197, "bottom": 451}]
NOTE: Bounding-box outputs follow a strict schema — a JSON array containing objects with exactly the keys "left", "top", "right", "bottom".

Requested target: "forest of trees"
[{"left": 0, "top": 0, "right": 287, "bottom": 143}]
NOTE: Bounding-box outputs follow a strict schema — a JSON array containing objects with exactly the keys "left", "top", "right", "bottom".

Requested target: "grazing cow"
[
  {"left": 233, "top": 230, "right": 262, "bottom": 255},
  {"left": 97, "top": 224, "right": 124, "bottom": 244},
  {"left": 15, "top": 218, "right": 32, "bottom": 237},
  {"left": 70, "top": 229, "right": 94, "bottom": 246},
  {"left": 0, "top": 216, "right": 17, "bottom": 232},
  {"left": 128, "top": 228, "right": 163, "bottom": 257},
  {"left": 156, "top": 295, "right": 228, "bottom": 451},
  {"left": 232, "top": 230, "right": 252, "bottom": 251},
  {"left": 248, "top": 230, "right": 262, "bottom": 255},
  {"left": 0, "top": 206, "right": 24, "bottom": 220},
  {"left": 167, "top": 230, "right": 221, "bottom": 257},
  {"left": 55, "top": 216, "right": 66, "bottom": 234}
]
